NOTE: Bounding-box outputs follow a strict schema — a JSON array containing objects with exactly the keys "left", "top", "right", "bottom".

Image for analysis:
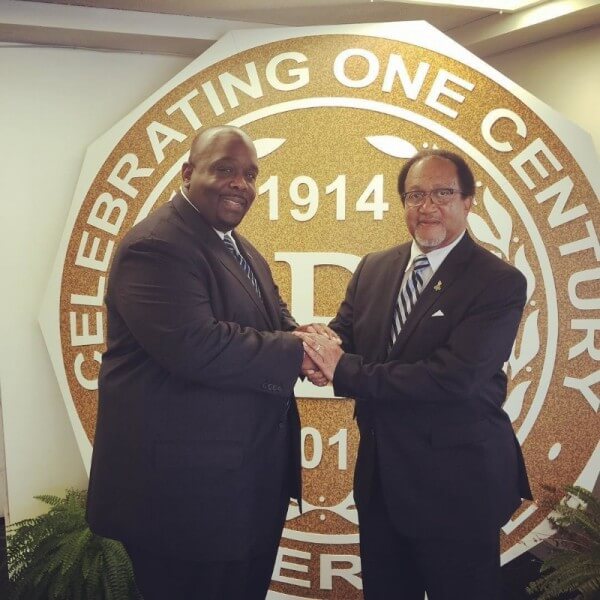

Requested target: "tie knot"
[
  {"left": 223, "top": 233, "right": 236, "bottom": 250},
  {"left": 413, "top": 255, "right": 429, "bottom": 272}
]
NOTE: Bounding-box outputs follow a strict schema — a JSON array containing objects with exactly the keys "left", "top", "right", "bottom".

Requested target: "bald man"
[{"left": 87, "top": 126, "right": 331, "bottom": 599}]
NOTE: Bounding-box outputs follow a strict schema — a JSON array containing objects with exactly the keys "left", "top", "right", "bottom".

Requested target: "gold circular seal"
[{"left": 45, "top": 23, "right": 600, "bottom": 598}]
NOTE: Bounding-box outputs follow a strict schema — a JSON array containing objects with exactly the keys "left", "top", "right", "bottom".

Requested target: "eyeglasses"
[{"left": 401, "top": 188, "right": 465, "bottom": 207}]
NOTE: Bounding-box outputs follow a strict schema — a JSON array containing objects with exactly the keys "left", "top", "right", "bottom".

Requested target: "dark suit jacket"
[
  {"left": 330, "top": 233, "right": 532, "bottom": 541},
  {"left": 87, "top": 193, "right": 303, "bottom": 561}
]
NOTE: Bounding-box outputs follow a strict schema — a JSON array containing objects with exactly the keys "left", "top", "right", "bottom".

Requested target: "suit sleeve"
[
  {"left": 332, "top": 267, "right": 526, "bottom": 406},
  {"left": 110, "top": 236, "right": 303, "bottom": 396},
  {"left": 275, "top": 285, "right": 298, "bottom": 332}
]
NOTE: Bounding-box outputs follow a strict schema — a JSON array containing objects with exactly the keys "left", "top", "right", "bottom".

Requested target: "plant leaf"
[{"left": 8, "top": 488, "right": 137, "bottom": 600}]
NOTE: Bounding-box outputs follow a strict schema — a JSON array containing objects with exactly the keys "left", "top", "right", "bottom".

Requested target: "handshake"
[{"left": 293, "top": 324, "right": 344, "bottom": 387}]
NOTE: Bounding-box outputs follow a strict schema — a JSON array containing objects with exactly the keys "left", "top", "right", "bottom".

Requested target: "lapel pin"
[{"left": 434, "top": 280, "right": 443, "bottom": 292}]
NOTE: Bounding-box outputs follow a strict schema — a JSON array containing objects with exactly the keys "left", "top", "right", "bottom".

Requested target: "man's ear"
[
  {"left": 463, "top": 195, "right": 473, "bottom": 214},
  {"left": 182, "top": 162, "right": 193, "bottom": 186}
]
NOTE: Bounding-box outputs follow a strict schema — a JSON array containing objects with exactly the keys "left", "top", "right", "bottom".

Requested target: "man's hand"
[
  {"left": 301, "top": 352, "right": 329, "bottom": 387},
  {"left": 295, "top": 323, "right": 342, "bottom": 344},
  {"left": 294, "top": 332, "right": 344, "bottom": 381}
]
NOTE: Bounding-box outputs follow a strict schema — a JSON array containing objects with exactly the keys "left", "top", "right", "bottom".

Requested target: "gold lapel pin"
[{"left": 434, "top": 280, "right": 443, "bottom": 292}]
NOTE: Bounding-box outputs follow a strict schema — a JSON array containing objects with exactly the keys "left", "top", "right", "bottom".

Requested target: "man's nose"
[
  {"left": 230, "top": 172, "right": 247, "bottom": 189},
  {"left": 418, "top": 195, "right": 438, "bottom": 211}
]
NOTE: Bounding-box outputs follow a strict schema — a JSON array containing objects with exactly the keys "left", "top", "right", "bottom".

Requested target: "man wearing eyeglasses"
[{"left": 296, "top": 149, "right": 532, "bottom": 599}]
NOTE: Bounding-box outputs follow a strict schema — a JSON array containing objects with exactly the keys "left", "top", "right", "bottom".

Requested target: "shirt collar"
[
  {"left": 409, "top": 230, "right": 465, "bottom": 274},
  {"left": 179, "top": 186, "right": 233, "bottom": 240}
]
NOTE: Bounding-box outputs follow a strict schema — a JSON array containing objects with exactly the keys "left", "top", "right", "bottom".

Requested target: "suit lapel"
[
  {"left": 245, "top": 253, "right": 280, "bottom": 330},
  {"left": 232, "top": 233, "right": 278, "bottom": 328},
  {"left": 388, "top": 234, "right": 474, "bottom": 359},
  {"left": 372, "top": 245, "right": 411, "bottom": 362},
  {"left": 171, "top": 193, "right": 272, "bottom": 327}
]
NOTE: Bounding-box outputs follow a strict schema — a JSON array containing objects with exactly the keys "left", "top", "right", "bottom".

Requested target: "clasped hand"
[{"left": 294, "top": 325, "right": 344, "bottom": 386}]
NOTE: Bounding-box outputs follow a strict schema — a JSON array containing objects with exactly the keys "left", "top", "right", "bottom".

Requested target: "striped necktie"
[
  {"left": 389, "top": 254, "right": 430, "bottom": 350},
  {"left": 223, "top": 234, "right": 262, "bottom": 298}
]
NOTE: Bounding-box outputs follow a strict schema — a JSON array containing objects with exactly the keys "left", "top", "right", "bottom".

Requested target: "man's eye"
[
  {"left": 247, "top": 172, "right": 258, "bottom": 181},
  {"left": 217, "top": 166, "right": 233, "bottom": 173},
  {"left": 438, "top": 188, "right": 453, "bottom": 196}
]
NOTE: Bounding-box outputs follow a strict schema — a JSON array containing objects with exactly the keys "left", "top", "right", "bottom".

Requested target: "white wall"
[
  {"left": 486, "top": 25, "right": 600, "bottom": 156},
  {"left": 0, "top": 44, "right": 189, "bottom": 521},
  {"left": 0, "top": 25, "right": 598, "bottom": 523}
]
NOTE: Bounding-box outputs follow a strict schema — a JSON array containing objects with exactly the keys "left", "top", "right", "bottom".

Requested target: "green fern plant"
[
  {"left": 528, "top": 485, "right": 600, "bottom": 600},
  {"left": 6, "top": 488, "right": 141, "bottom": 600}
]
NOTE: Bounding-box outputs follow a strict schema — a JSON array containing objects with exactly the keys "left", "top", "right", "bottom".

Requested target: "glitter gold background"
[{"left": 56, "top": 32, "right": 599, "bottom": 598}]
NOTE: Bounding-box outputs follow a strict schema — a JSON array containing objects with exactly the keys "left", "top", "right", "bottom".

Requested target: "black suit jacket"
[
  {"left": 330, "top": 233, "right": 532, "bottom": 540},
  {"left": 87, "top": 193, "right": 303, "bottom": 561}
]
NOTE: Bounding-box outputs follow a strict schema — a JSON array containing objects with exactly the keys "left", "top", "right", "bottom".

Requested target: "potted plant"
[
  {"left": 528, "top": 485, "right": 600, "bottom": 599},
  {"left": 6, "top": 488, "right": 140, "bottom": 599}
]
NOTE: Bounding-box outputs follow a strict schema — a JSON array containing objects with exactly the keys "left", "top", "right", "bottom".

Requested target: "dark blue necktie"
[
  {"left": 223, "top": 234, "right": 262, "bottom": 298},
  {"left": 389, "top": 254, "right": 430, "bottom": 349}
]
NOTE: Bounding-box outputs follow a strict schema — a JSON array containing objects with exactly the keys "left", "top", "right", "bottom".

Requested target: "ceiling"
[
  {"left": 28, "top": 0, "right": 491, "bottom": 29},
  {"left": 1, "top": 0, "right": 599, "bottom": 57}
]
